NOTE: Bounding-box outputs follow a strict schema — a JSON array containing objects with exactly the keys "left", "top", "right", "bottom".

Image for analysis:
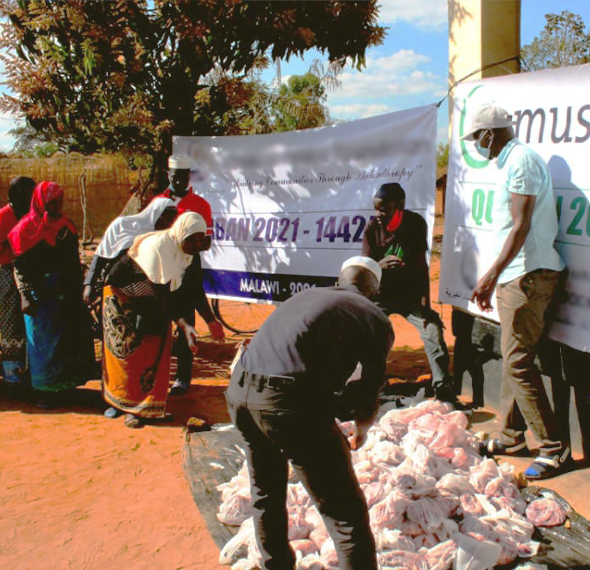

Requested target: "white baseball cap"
[
  {"left": 168, "top": 154, "right": 191, "bottom": 170},
  {"left": 462, "top": 104, "right": 513, "bottom": 141},
  {"left": 340, "top": 256, "right": 382, "bottom": 284}
]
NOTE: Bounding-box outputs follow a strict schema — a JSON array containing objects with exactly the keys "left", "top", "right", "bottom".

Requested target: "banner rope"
[{"left": 436, "top": 56, "right": 522, "bottom": 108}]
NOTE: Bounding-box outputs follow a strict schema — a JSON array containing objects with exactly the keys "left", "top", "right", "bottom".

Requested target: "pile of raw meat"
[{"left": 216, "top": 397, "right": 567, "bottom": 570}]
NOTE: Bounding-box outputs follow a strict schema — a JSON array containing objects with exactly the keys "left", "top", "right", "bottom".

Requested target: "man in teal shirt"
[{"left": 465, "top": 104, "right": 568, "bottom": 480}]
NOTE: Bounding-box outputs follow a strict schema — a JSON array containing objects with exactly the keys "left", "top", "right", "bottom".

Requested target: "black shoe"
[
  {"left": 434, "top": 384, "right": 467, "bottom": 409},
  {"left": 169, "top": 379, "right": 190, "bottom": 396}
]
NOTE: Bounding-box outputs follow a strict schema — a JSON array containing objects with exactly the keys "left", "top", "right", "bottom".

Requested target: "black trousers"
[{"left": 225, "top": 362, "right": 377, "bottom": 570}]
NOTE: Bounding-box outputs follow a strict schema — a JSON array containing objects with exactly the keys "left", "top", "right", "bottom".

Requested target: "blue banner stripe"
[{"left": 202, "top": 269, "right": 337, "bottom": 302}]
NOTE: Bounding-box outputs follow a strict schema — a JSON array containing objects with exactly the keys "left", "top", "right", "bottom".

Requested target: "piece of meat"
[
  {"left": 469, "top": 458, "right": 500, "bottom": 493},
  {"left": 336, "top": 419, "right": 356, "bottom": 438},
  {"left": 369, "top": 440, "right": 405, "bottom": 466},
  {"left": 291, "top": 539, "right": 318, "bottom": 558},
  {"left": 460, "top": 493, "right": 486, "bottom": 517},
  {"left": 369, "top": 488, "right": 411, "bottom": 528},
  {"left": 436, "top": 494, "right": 459, "bottom": 518},
  {"left": 399, "top": 520, "right": 424, "bottom": 537},
  {"left": 219, "top": 518, "right": 255, "bottom": 565},
  {"left": 288, "top": 482, "right": 312, "bottom": 510},
  {"left": 490, "top": 494, "right": 527, "bottom": 516},
  {"left": 496, "top": 540, "right": 519, "bottom": 566},
  {"left": 484, "top": 476, "right": 520, "bottom": 500},
  {"left": 517, "top": 540, "right": 541, "bottom": 558},
  {"left": 288, "top": 506, "right": 312, "bottom": 540},
  {"left": 297, "top": 552, "right": 323, "bottom": 570},
  {"left": 525, "top": 498, "right": 568, "bottom": 527},
  {"left": 405, "top": 496, "right": 447, "bottom": 532},
  {"left": 436, "top": 473, "right": 474, "bottom": 497},
  {"left": 379, "top": 415, "right": 409, "bottom": 443},
  {"left": 363, "top": 481, "right": 391, "bottom": 509},
  {"left": 319, "top": 538, "right": 339, "bottom": 570},
  {"left": 424, "top": 539, "right": 457, "bottom": 570},
  {"left": 376, "top": 528, "right": 416, "bottom": 552},
  {"left": 459, "top": 516, "right": 495, "bottom": 541},
  {"left": 217, "top": 490, "right": 252, "bottom": 526}
]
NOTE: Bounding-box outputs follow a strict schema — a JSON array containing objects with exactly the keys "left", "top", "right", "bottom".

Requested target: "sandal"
[
  {"left": 104, "top": 407, "right": 122, "bottom": 419},
  {"left": 124, "top": 413, "right": 144, "bottom": 429},
  {"left": 479, "top": 438, "right": 531, "bottom": 457},
  {"left": 524, "top": 447, "right": 572, "bottom": 480}
]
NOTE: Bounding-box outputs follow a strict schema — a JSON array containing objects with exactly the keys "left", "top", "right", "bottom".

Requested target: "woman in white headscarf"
[
  {"left": 83, "top": 197, "right": 177, "bottom": 306},
  {"left": 101, "top": 212, "right": 209, "bottom": 428}
]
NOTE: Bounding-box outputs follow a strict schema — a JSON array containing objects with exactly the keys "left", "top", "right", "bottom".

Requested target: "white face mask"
[{"left": 474, "top": 130, "right": 494, "bottom": 159}]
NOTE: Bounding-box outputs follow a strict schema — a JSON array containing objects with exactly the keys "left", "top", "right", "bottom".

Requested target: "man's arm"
[
  {"left": 345, "top": 322, "right": 394, "bottom": 449},
  {"left": 472, "top": 192, "right": 536, "bottom": 312}
]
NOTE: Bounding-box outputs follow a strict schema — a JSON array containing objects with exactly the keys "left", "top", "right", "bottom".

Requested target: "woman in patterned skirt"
[
  {"left": 0, "top": 177, "right": 35, "bottom": 387},
  {"left": 102, "top": 211, "right": 208, "bottom": 428},
  {"left": 8, "top": 181, "right": 95, "bottom": 408}
]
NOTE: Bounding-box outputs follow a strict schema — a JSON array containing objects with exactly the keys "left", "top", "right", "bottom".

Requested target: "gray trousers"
[
  {"left": 226, "top": 362, "right": 378, "bottom": 570},
  {"left": 380, "top": 303, "right": 451, "bottom": 389},
  {"left": 496, "top": 269, "right": 564, "bottom": 455}
]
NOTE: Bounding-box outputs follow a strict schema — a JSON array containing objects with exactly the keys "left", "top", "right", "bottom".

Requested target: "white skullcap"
[
  {"left": 462, "top": 104, "right": 513, "bottom": 141},
  {"left": 168, "top": 154, "right": 191, "bottom": 170},
  {"left": 340, "top": 256, "right": 382, "bottom": 284}
]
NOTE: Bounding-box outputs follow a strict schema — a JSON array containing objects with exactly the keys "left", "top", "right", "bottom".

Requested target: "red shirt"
[
  {"left": 0, "top": 204, "right": 17, "bottom": 265},
  {"left": 159, "top": 187, "right": 213, "bottom": 236}
]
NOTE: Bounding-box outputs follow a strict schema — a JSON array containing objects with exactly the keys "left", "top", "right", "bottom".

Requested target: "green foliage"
[
  {"left": 521, "top": 10, "right": 590, "bottom": 71},
  {"left": 0, "top": 0, "right": 384, "bottom": 186},
  {"left": 273, "top": 72, "right": 329, "bottom": 131},
  {"left": 436, "top": 142, "right": 449, "bottom": 170}
]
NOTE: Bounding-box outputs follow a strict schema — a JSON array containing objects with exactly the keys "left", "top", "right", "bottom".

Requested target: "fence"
[{"left": 0, "top": 153, "right": 137, "bottom": 240}]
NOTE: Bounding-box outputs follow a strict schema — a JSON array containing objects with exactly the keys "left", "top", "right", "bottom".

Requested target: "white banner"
[
  {"left": 439, "top": 64, "right": 590, "bottom": 352},
  {"left": 174, "top": 104, "right": 437, "bottom": 303}
]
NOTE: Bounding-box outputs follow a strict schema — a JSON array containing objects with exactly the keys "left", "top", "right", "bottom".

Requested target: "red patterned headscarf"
[{"left": 8, "top": 181, "right": 77, "bottom": 256}]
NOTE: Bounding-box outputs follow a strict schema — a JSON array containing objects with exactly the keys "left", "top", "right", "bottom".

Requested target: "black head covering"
[
  {"left": 8, "top": 176, "right": 36, "bottom": 220},
  {"left": 375, "top": 182, "right": 405, "bottom": 203}
]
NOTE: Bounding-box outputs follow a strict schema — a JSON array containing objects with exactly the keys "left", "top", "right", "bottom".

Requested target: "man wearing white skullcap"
[
  {"left": 157, "top": 154, "right": 225, "bottom": 395},
  {"left": 226, "top": 256, "right": 393, "bottom": 570}
]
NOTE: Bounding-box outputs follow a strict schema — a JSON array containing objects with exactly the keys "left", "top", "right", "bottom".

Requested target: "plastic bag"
[
  {"left": 219, "top": 518, "right": 255, "bottom": 565},
  {"left": 454, "top": 532, "right": 501, "bottom": 570}
]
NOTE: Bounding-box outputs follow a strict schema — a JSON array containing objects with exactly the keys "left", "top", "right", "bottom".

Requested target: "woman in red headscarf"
[{"left": 8, "top": 181, "right": 95, "bottom": 408}]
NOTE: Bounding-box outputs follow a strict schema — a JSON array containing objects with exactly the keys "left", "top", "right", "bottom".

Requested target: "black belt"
[{"left": 240, "top": 370, "right": 299, "bottom": 391}]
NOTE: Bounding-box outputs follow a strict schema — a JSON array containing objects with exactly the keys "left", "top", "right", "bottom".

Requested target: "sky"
[{"left": 0, "top": 0, "right": 589, "bottom": 151}]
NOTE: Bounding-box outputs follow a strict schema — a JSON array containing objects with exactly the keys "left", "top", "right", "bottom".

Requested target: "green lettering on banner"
[
  {"left": 568, "top": 196, "right": 585, "bottom": 236},
  {"left": 459, "top": 85, "right": 489, "bottom": 170},
  {"left": 472, "top": 189, "right": 485, "bottom": 226},
  {"left": 471, "top": 189, "right": 494, "bottom": 226}
]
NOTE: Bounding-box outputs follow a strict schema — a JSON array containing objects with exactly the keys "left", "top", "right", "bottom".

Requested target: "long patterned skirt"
[
  {"left": 0, "top": 265, "right": 27, "bottom": 384},
  {"left": 25, "top": 271, "right": 95, "bottom": 392},
  {"left": 102, "top": 285, "right": 172, "bottom": 419}
]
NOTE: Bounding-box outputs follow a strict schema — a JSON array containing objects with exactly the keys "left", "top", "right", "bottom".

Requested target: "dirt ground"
[
  {"left": 0, "top": 204, "right": 457, "bottom": 570},
  {"left": 0, "top": 257, "right": 456, "bottom": 570}
]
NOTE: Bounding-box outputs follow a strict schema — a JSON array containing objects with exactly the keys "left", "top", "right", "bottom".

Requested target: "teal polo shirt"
[{"left": 492, "top": 138, "right": 565, "bottom": 284}]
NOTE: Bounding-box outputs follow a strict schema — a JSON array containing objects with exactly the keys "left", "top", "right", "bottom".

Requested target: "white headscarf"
[
  {"left": 96, "top": 197, "right": 176, "bottom": 259},
  {"left": 128, "top": 211, "right": 207, "bottom": 291}
]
